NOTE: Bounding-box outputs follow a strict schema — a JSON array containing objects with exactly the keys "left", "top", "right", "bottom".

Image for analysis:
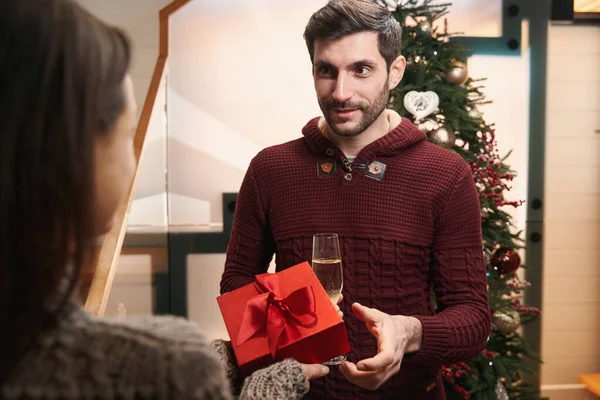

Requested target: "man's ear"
[{"left": 388, "top": 55, "right": 406, "bottom": 90}]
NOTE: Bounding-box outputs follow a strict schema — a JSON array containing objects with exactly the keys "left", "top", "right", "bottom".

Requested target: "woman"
[{"left": 0, "top": 0, "right": 331, "bottom": 398}]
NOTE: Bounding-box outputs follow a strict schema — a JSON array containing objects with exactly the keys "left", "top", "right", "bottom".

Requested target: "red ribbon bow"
[{"left": 236, "top": 273, "right": 317, "bottom": 358}]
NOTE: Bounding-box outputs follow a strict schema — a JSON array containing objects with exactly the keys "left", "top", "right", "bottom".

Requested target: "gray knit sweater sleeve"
[
  {"left": 2, "top": 307, "right": 232, "bottom": 400},
  {"left": 0, "top": 306, "right": 307, "bottom": 400},
  {"left": 211, "top": 339, "right": 309, "bottom": 400}
]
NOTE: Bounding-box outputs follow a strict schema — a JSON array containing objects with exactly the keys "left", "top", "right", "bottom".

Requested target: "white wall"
[
  {"left": 167, "top": 0, "right": 327, "bottom": 228},
  {"left": 541, "top": 24, "right": 600, "bottom": 400},
  {"left": 468, "top": 48, "right": 531, "bottom": 249}
]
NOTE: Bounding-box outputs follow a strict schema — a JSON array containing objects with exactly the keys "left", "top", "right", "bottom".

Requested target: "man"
[{"left": 220, "top": 0, "right": 491, "bottom": 398}]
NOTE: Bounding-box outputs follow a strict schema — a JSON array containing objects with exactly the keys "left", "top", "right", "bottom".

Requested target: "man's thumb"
[
  {"left": 352, "top": 302, "right": 381, "bottom": 323},
  {"left": 301, "top": 363, "right": 330, "bottom": 380}
]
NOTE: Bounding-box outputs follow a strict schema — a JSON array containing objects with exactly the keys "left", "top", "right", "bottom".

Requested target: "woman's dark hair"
[
  {"left": 0, "top": 0, "right": 132, "bottom": 381},
  {"left": 303, "top": 0, "right": 402, "bottom": 70}
]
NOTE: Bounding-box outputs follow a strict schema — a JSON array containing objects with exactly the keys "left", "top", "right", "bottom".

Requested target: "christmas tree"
[{"left": 385, "top": 1, "right": 543, "bottom": 399}]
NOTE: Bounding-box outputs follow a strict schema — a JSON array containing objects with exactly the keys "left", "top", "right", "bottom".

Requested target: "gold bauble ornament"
[
  {"left": 445, "top": 61, "right": 468, "bottom": 85},
  {"left": 419, "top": 117, "right": 439, "bottom": 132},
  {"left": 495, "top": 382, "right": 509, "bottom": 400},
  {"left": 429, "top": 127, "right": 456, "bottom": 147},
  {"left": 492, "top": 308, "right": 521, "bottom": 334},
  {"left": 412, "top": 55, "right": 429, "bottom": 66},
  {"left": 468, "top": 108, "right": 483, "bottom": 122},
  {"left": 419, "top": 20, "right": 432, "bottom": 32}
]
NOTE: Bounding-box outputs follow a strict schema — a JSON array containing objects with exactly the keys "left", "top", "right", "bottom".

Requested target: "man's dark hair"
[{"left": 303, "top": 0, "right": 402, "bottom": 69}]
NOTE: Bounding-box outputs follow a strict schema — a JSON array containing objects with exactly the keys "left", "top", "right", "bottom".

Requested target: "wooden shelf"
[{"left": 579, "top": 373, "right": 600, "bottom": 396}]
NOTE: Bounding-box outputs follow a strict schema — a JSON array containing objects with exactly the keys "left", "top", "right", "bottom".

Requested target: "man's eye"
[
  {"left": 317, "top": 66, "right": 331, "bottom": 75},
  {"left": 356, "top": 66, "right": 371, "bottom": 75}
]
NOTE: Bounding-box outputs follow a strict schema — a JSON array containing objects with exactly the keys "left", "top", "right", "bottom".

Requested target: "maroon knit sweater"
[{"left": 220, "top": 117, "right": 491, "bottom": 400}]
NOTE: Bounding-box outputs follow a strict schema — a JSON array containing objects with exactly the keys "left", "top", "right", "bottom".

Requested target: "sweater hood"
[{"left": 302, "top": 109, "right": 426, "bottom": 160}]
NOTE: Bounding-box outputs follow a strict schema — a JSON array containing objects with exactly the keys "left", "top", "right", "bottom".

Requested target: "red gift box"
[{"left": 217, "top": 262, "right": 351, "bottom": 376}]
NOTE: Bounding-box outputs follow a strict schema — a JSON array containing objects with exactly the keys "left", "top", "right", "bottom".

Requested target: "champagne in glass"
[
  {"left": 311, "top": 259, "right": 343, "bottom": 303},
  {"left": 312, "top": 233, "right": 347, "bottom": 365}
]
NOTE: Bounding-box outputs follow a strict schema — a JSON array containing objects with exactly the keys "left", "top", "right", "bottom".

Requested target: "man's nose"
[{"left": 331, "top": 73, "right": 353, "bottom": 104}]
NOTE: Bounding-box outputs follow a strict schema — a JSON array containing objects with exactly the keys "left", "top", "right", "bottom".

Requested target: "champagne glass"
[{"left": 312, "top": 233, "right": 347, "bottom": 365}]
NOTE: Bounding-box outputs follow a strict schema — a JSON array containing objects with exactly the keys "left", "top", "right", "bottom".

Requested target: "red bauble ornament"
[{"left": 491, "top": 247, "right": 521, "bottom": 274}]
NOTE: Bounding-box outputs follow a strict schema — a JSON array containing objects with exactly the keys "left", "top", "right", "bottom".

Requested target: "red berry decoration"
[{"left": 491, "top": 247, "right": 520, "bottom": 274}]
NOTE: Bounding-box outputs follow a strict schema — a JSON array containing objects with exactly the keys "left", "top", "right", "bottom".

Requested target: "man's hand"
[{"left": 339, "top": 302, "right": 423, "bottom": 391}]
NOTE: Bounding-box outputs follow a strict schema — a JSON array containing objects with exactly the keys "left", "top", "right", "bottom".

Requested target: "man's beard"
[{"left": 319, "top": 82, "right": 390, "bottom": 137}]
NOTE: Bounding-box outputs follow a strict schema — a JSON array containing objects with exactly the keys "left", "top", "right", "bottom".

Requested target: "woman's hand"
[
  {"left": 300, "top": 363, "right": 330, "bottom": 380},
  {"left": 240, "top": 358, "right": 328, "bottom": 400},
  {"left": 334, "top": 293, "right": 344, "bottom": 318}
]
